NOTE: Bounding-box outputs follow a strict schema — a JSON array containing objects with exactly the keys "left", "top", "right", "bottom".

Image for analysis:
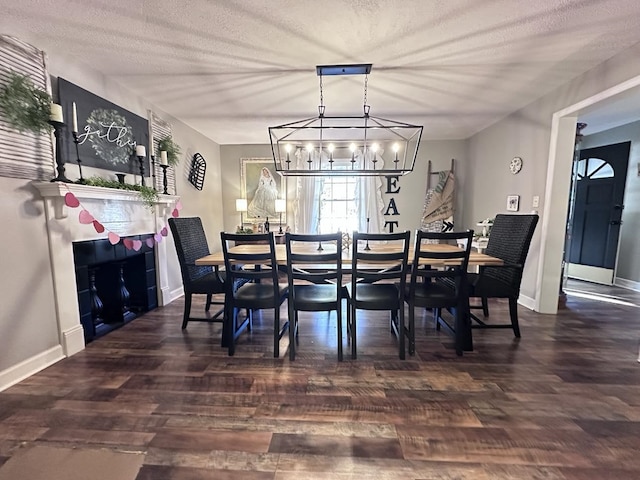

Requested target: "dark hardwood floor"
[{"left": 1, "top": 281, "right": 640, "bottom": 479}]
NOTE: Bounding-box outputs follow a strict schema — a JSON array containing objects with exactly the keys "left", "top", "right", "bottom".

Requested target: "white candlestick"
[
  {"left": 50, "top": 103, "right": 63, "bottom": 123},
  {"left": 71, "top": 102, "right": 78, "bottom": 133},
  {"left": 160, "top": 150, "right": 168, "bottom": 166},
  {"left": 136, "top": 145, "right": 146, "bottom": 157}
]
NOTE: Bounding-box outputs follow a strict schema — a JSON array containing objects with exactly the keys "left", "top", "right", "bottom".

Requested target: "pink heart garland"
[
  {"left": 172, "top": 208, "right": 180, "bottom": 218},
  {"left": 123, "top": 238, "right": 134, "bottom": 250},
  {"left": 93, "top": 221, "right": 105, "bottom": 233},
  {"left": 160, "top": 226, "right": 168, "bottom": 237},
  {"left": 64, "top": 192, "right": 80, "bottom": 208},
  {"left": 145, "top": 237, "right": 155, "bottom": 248},
  {"left": 132, "top": 240, "right": 143, "bottom": 251},
  {"left": 154, "top": 233, "right": 162, "bottom": 243},
  {"left": 78, "top": 210, "right": 94, "bottom": 224},
  {"left": 108, "top": 232, "right": 120, "bottom": 245},
  {"left": 175, "top": 200, "right": 183, "bottom": 210}
]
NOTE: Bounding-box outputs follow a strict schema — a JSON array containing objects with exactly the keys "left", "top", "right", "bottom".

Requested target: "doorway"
[{"left": 566, "top": 142, "right": 630, "bottom": 285}]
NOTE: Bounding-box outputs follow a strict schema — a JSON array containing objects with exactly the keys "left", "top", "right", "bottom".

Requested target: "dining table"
[{"left": 195, "top": 242, "right": 503, "bottom": 354}]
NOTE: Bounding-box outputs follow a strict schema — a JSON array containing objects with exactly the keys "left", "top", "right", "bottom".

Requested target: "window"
[
  {"left": 576, "top": 157, "right": 614, "bottom": 179},
  {"left": 319, "top": 174, "right": 358, "bottom": 234}
]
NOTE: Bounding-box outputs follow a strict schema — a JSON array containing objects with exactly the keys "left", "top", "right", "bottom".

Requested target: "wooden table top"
[{"left": 196, "top": 243, "right": 503, "bottom": 267}]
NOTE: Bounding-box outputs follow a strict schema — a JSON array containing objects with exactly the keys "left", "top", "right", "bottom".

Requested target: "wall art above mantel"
[{"left": 58, "top": 78, "right": 149, "bottom": 175}]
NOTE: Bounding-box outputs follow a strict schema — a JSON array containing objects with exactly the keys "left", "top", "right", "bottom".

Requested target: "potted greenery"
[
  {"left": 157, "top": 135, "right": 182, "bottom": 166},
  {"left": 0, "top": 70, "right": 52, "bottom": 133}
]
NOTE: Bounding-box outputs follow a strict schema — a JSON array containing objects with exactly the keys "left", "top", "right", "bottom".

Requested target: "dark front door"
[{"left": 568, "top": 142, "right": 629, "bottom": 284}]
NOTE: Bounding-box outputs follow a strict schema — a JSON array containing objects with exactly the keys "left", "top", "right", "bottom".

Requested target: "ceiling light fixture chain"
[
  {"left": 318, "top": 72, "right": 325, "bottom": 117},
  {"left": 363, "top": 73, "right": 370, "bottom": 116}
]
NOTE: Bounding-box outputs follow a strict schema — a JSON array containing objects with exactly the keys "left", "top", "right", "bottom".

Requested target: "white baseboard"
[
  {"left": 518, "top": 294, "right": 536, "bottom": 311},
  {"left": 615, "top": 277, "right": 640, "bottom": 292},
  {"left": 0, "top": 346, "right": 64, "bottom": 392},
  {"left": 161, "top": 285, "right": 184, "bottom": 306},
  {"left": 62, "top": 324, "right": 86, "bottom": 356}
]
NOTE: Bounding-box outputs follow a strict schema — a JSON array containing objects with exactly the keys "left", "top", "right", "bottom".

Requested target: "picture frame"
[
  {"left": 240, "top": 158, "right": 285, "bottom": 223},
  {"left": 58, "top": 78, "right": 149, "bottom": 175},
  {"left": 506, "top": 194, "right": 520, "bottom": 212}
]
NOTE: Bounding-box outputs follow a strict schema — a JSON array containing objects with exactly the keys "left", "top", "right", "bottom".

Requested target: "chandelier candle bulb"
[
  {"left": 135, "top": 145, "right": 146, "bottom": 157},
  {"left": 50, "top": 103, "right": 63, "bottom": 123},
  {"left": 159, "top": 151, "right": 168, "bottom": 166}
]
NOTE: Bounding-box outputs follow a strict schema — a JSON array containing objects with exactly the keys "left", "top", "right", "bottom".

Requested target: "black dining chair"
[
  {"left": 285, "top": 232, "right": 343, "bottom": 361},
  {"left": 406, "top": 230, "right": 474, "bottom": 356},
  {"left": 467, "top": 213, "right": 539, "bottom": 337},
  {"left": 345, "top": 230, "right": 411, "bottom": 360},
  {"left": 168, "top": 217, "right": 226, "bottom": 329},
  {"left": 220, "top": 232, "right": 289, "bottom": 357}
]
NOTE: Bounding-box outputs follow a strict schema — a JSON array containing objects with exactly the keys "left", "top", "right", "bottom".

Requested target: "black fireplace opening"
[{"left": 73, "top": 234, "right": 158, "bottom": 343}]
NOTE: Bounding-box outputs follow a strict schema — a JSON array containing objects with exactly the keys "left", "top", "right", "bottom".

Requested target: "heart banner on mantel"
[{"left": 63, "top": 186, "right": 182, "bottom": 249}]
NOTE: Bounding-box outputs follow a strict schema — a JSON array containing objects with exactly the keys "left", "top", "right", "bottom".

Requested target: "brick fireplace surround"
[{"left": 34, "top": 182, "right": 177, "bottom": 357}]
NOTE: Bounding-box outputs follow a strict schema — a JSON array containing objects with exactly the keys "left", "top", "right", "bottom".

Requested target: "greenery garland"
[
  {"left": 157, "top": 135, "right": 181, "bottom": 166},
  {"left": 79, "top": 176, "right": 159, "bottom": 208},
  {"left": 0, "top": 70, "right": 52, "bottom": 133}
]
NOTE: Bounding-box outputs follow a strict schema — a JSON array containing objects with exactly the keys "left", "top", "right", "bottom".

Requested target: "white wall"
[
  {"left": 466, "top": 41, "right": 640, "bottom": 308},
  {"left": 581, "top": 121, "right": 640, "bottom": 284},
  {"left": 0, "top": 46, "right": 222, "bottom": 390}
]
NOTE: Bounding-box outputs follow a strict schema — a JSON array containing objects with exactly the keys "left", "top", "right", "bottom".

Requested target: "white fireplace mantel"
[{"left": 33, "top": 181, "right": 179, "bottom": 357}]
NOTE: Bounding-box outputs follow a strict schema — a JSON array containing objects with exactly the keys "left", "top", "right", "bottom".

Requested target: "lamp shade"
[
  {"left": 235, "top": 198, "right": 248, "bottom": 212},
  {"left": 275, "top": 199, "right": 286, "bottom": 213}
]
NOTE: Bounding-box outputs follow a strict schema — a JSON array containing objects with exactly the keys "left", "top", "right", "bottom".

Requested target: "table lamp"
[
  {"left": 236, "top": 198, "right": 248, "bottom": 231},
  {"left": 275, "top": 199, "right": 286, "bottom": 234}
]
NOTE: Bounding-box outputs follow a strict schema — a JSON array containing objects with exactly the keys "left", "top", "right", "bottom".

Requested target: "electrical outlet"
[{"left": 532, "top": 195, "right": 540, "bottom": 208}]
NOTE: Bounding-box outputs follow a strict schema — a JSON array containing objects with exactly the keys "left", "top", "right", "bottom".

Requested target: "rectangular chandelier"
[{"left": 268, "top": 64, "right": 423, "bottom": 177}]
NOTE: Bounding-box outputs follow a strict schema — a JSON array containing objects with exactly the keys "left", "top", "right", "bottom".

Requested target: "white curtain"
[
  {"left": 293, "top": 147, "right": 385, "bottom": 234},
  {"left": 354, "top": 148, "right": 385, "bottom": 234},
  {"left": 293, "top": 149, "right": 324, "bottom": 233}
]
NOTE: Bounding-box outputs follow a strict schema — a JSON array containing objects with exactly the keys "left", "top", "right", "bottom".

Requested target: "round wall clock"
[{"left": 510, "top": 156, "right": 523, "bottom": 174}]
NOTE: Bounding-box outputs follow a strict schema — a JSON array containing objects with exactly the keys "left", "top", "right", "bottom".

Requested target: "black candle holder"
[
  {"left": 72, "top": 131, "right": 84, "bottom": 182},
  {"left": 49, "top": 120, "right": 71, "bottom": 183},
  {"left": 364, "top": 217, "right": 371, "bottom": 250},
  {"left": 150, "top": 155, "right": 157, "bottom": 191},
  {"left": 160, "top": 164, "right": 169, "bottom": 194},
  {"left": 137, "top": 155, "right": 145, "bottom": 186}
]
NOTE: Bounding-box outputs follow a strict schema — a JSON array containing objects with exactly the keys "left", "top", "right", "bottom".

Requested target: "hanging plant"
[
  {"left": 0, "top": 70, "right": 52, "bottom": 133},
  {"left": 79, "top": 176, "right": 159, "bottom": 209},
  {"left": 157, "top": 135, "right": 182, "bottom": 166}
]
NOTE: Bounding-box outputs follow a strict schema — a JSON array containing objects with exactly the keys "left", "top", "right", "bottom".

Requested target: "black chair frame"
[
  {"left": 285, "top": 232, "right": 343, "bottom": 361},
  {"left": 168, "top": 217, "right": 225, "bottom": 330},
  {"left": 220, "top": 232, "right": 289, "bottom": 357}
]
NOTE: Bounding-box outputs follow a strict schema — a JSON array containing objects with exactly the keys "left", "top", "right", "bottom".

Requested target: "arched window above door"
[{"left": 576, "top": 157, "right": 614, "bottom": 179}]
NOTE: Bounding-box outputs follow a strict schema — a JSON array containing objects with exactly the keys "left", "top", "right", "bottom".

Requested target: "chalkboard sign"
[{"left": 58, "top": 78, "right": 149, "bottom": 175}]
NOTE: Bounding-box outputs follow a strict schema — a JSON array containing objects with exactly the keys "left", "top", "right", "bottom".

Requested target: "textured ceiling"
[{"left": 3, "top": 0, "right": 640, "bottom": 144}]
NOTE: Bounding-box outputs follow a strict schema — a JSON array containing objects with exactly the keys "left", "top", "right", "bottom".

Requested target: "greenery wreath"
[{"left": 0, "top": 70, "right": 52, "bottom": 133}]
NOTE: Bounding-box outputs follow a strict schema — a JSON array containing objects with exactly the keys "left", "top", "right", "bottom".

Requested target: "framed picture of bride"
[{"left": 240, "top": 158, "right": 285, "bottom": 223}]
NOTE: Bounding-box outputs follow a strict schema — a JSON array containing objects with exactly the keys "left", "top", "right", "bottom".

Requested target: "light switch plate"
[{"left": 532, "top": 195, "right": 540, "bottom": 208}]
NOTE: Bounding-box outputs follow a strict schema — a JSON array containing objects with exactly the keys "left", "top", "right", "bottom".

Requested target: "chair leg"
[
  {"left": 398, "top": 306, "right": 406, "bottom": 360},
  {"left": 351, "top": 303, "right": 357, "bottom": 359},
  {"left": 481, "top": 297, "right": 489, "bottom": 317},
  {"left": 274, "top": 308, "right": 280, "bottom": 358},
  {"left": 434, "top": 307, "right": 441, "bottom": 330},
  {"left": 182, "top": 293, "right": 192, "bottom": 329},
  {"left": 205, "top": 293, "right": 212, "bottom": 312},
  {"left": 227, "top": 307, "right": 238, "bottom": 356},
  {"left": 288, "top": 303, "right": 296, "bottom": 361},
  {"left": 508, "top": 297, "right": 521, "bottom": 338}
]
